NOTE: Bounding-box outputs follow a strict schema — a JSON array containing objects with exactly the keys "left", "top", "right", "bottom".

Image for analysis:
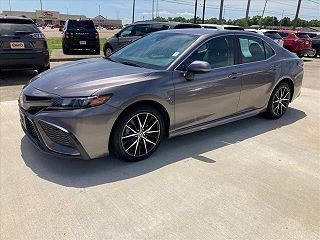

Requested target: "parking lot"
[{"left": 0, "top": 57, "right": 319, "bottom": 239}]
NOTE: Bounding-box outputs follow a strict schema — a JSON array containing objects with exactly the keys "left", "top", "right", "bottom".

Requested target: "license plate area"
[
  {"left": 10, "top": 42, "right": 25, "bottom": 49},
  {"left": 79, "top": 41, "right": 86, "bottom": 45}
]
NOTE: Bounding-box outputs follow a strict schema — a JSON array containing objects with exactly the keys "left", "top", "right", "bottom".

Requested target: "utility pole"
[
  {"left": 8, "top": 0, "right": 12, "bottom": 14},
  {"left": 98, "top": 4, "right": 101, "bottom": 16},
  {"left": 194, "top": 0, "right": 198, "bottom": 24},
  {"left": 293, "top": 0, "right": 302, "bottom": 30},
  {"left": 219, "top": 0, "right": 224, "bottom": 24},
  {"left": 156, "top": 0, "right": 159, "bottom": 18},
  {"left": 39, "top": 0, "right": 43, "bottom": 25},
  {"left": 152, "top": 0, "right": 155, "bottom": 20},
  {"left": 245, "top": 0, "right": 251, "bottom": 27},
  {"left": 202, "top": 0, "right": 206, "bottom": 24},
  {"left": 259, "top": 0, "right": 268, "bottom": 29},
  {"left": 132, "top": 0, "right": 135, "bottom": 23},
  {"left": 279, "top": 10, "right": 284, "bottom": 29}
]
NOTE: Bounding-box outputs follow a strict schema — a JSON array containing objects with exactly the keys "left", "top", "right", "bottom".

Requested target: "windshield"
[
  {"left": 0, "top": 23, "right": 40, "bottom": 36},
  {"left": 109, "top": 32, "right": 199, "bottom": 70},
  {"left": 68, "top": 20, "right": 95, "bottom": 30},
  {"left": 264, "top": 31, "right": 282, "bottom": 39}
]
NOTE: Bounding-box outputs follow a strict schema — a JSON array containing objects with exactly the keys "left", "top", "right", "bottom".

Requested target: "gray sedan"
[{"left": 19, "top": 29, "right": 304, "bottom": 161}]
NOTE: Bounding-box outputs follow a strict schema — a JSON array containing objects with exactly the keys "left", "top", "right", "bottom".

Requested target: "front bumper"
[
  {"left": 0, "top": 50, "right": 50, "bottom": 69},
  {"left": 19, "top": 103, "right": 120, "bottom": 160}
]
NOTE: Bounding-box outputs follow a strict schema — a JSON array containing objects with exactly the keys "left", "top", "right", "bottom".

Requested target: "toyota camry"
[{"left": 19, "top": 29, "right": 304, "bottom": 161}]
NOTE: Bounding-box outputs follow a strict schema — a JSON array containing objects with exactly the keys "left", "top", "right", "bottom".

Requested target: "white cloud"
[{"left": 176, "top": 12, "right": 194, "bottom": 17}]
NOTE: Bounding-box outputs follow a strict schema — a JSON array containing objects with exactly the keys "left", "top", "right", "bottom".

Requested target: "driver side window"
[
  {"left": 179, "top": 36, "right": 235, "bottom": 70},
  {"left": 119, "top": 26, "right": 133, "bottom": 37}
]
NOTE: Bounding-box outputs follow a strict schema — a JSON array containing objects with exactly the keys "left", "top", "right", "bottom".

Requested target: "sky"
[{"left": 0, "top": 0, "right": 319, "bottom": 24}]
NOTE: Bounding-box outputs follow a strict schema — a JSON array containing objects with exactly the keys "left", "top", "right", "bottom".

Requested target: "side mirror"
[
  {"left": 115, "top": 32, "right": 120, "bottom": 38},
  {"left": 184, "top": 61, "right": 211, "bottom": 81}
]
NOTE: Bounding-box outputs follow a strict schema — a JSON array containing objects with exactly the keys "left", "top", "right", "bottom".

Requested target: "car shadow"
[
  {"left": 64, "top": 49, "right": 100, "bottom": 55},
  {"left": 0, "top": 70, "right": 37, "bottom": 87},
  {"left": 20, "top": 107, "right": 306, "bottom": 188}
]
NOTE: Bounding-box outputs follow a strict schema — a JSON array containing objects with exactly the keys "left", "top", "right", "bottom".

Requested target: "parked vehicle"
[
  {"left": 201, "top": 24, "right": 244, "bottom": 30},
  {"left": 245, "top": 29, "right": 284, "bottom": 47},
  {"left": 277, "top": 30, "right": 314, "bottom": 57},
  {"left": 61, "top": 19, "right": 100, "bottom": 54},
  {"left": 19, "top": 29, "right": 303, "bottom": 161},
  {"left": 51, "top": 24, "right": 63, "bottom": 29},
  {"left": 0, "top": 16, "right": 50, "bottom": 72},
  {"left": 103, "top": 21, "right": 201, "bottom": 56},
  {"left": 304, "top": 32, "right": 320, "bottom": 57}
]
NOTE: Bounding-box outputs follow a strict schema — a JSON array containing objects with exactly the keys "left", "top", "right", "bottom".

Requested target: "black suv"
[
  {"left": 0, "top": 16, "right": 50, "bottom": 72},
  {"left": 62, "top": 19, "right": 100, "bottom": 54},
  {"left": 103, "top": 21, "right": 201, "bottom": 56}
]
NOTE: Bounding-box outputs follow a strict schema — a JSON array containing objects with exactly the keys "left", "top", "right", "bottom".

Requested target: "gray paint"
[{"left": 19, "top": 29, "right": 303, "bottom": 159}]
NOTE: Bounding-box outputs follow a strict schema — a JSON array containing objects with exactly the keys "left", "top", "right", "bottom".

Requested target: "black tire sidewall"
[
  {"left": 111, "top": 106, "right": 165, "bottom": 162},
  {"left": 265, "top": 83, "right": 291, "bottom": 119}
]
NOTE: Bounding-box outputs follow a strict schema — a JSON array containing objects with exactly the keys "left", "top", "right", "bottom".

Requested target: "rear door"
[{"left": 236, "top": 35, "right": 278, "bottom": 112}]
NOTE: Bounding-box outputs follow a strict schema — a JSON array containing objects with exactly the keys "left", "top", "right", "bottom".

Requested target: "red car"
[{"left": 277, "top": 30, "right": 315, "bottom": 57}]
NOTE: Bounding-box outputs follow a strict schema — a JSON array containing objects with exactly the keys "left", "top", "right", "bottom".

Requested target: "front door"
[{"left": 173, "top": 35, "right": 242, "bottom": 130}]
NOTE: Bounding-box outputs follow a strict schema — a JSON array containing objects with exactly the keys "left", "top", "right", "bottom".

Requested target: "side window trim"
[
  {"left": 235, "top": 34, "right": 276, "bottom": 65},
  {"left": 175, "top": 34, "right": 237, "bottom": 71}
]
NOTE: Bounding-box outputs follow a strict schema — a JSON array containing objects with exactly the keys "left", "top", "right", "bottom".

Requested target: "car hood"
[{"left": 29, "top": 58, "right": 155, "bottom": 97}]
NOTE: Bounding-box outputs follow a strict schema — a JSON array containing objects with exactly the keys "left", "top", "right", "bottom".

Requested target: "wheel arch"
[
  {"left": 276, "top": 78, "right": 295, "bottom": 102},
  {"left": 108, "top": 100, "right": 171, "bottom": 151}
]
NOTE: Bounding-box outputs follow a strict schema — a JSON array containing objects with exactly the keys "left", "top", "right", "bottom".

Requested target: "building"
[
  {"left": 1, "top": 10, "right": 122, "bottom": 27},
  {"left": 92, "top": 15, "right": 122, "bottom": 27}
]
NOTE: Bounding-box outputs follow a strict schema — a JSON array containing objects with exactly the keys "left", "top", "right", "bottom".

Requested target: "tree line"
[{"left": 154, "top": 15, "right": 320, "bottom": 27}]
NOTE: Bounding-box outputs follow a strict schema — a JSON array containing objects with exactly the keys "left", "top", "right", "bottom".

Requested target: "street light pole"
[
  {"left": 259, "top": 0, "right": 268, "bottom": 29},
  {"left": 202, "top": 0, "right": 206, "bottom": 24},
  {"left": 194, "top": 0, "right": 198, "bottom": 24},
  {"left": 39, "top": 0, "right": 43, "bottom": 25},
  {"left": 9, "top": 0, "right": 12, "bottom": 14},
  {"left": 132, "top": 0, "right": 136, "bottom": 23}
]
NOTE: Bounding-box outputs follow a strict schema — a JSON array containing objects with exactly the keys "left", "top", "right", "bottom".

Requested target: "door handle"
[{"left": 228, "top": 72, "right": 241, "bottom": 79}]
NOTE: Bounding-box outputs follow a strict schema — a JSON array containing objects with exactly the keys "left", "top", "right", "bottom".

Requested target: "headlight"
[{"left": 48, "top": 95, "right": 112, "bottom": 110}]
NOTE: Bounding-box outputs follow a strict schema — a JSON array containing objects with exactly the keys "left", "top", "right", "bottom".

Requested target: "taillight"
[
  {"left": 297, "top": 60, "right": 304, "bottom": 68},
  {"left": 95, "top": 32, "right": 99, "bottom": 39},
  {"left": 65, "top": 31, "right": 70, "bottom": 39}
]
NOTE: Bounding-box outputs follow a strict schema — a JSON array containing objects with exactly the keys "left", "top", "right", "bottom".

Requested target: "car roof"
[
  {"left": 0, "top": 15, "right": 34, "bottom": 23},
  {"left": 160, "top": 28, "right": 256, "bottom": 37},
  {"left": 132, "top": 21, "right": 200, "bottom": 27}
]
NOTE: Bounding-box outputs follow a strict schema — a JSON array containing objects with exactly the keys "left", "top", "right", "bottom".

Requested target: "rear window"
[
  {"left": 296, "top": 33, "right": 310, "bottom": 39},
  {"left": 202, "top": 26, "right": 218, "bottom": 29},
  {"left": 278, "top": 32, "right": 289, "bottom": 38},
  {"left": 0, "top": 22, "right": 40, "bottom": 36},
  {"left": 174, "top": 24, "right": 201, "bottom": 29},
  {"left": 264, "top": 31, "right": 282, "bottom": 39},
  {"left": 67, "top": 20, "right": 95, "bottom": 30}
]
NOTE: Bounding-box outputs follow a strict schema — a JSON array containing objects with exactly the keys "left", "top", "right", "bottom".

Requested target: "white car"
[
  {"left": 245, "top": 29, "right": 284, "bottom": 47},
  {"left": 201, "top": 24, "right": 244, "bottom": 31}
]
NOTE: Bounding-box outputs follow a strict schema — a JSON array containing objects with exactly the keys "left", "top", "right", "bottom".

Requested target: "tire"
[
  {"left": 63, "top": 47, "right": 70, "bottom": 55},
  {"left": 110, "top": 106, "right": 165, "bottom": 162},
  {"left": 264, "top": 82, "right": 292, "bottom": 119},
  {"left": 37, "top": 64, "right": 50, "bottom": 74},
  {"left": 104, "top": 45, "right": 113, "bottom": 57},
  {"left": 94, "top": 46, "right": 100, "bottom": 55}
]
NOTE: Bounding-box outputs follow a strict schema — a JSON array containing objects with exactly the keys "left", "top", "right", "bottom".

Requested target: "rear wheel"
[
  {"left": 264, "top": 82, "right": 292, "bottom": 119},
  {"left": 104, "top": 46, "right": 113, "bottom": 57},
  {"left": 94, "top": 46, "right": 100, "bottom": 54},
  {"left": 63, "top": 47, "right": 70, "bottom": 55},
  {"left": 110, "top": 106, "right": 165, "bottom": 162}
]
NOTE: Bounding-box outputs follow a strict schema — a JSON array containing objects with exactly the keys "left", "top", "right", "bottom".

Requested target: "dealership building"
[{"left": 1, "top": 10, "right": 122, "bottom": 27}]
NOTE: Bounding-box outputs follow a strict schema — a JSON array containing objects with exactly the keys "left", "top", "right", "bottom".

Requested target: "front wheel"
[
  {"left": 110, "top": 107, "right": 165, "bottom": 162},
  {"left": 264, "top": 82, "right": 292, "bottom": 119},
  {"left": 104, "top": 46, "right": 113, "bottom": 57}
]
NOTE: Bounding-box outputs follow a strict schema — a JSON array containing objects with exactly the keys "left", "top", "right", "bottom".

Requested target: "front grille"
[
  {"left": 39, "top": 122, "right": 74, "bottom": 148},
  {"left": 25, "top": 118, "right": 39, "bottom": 142}
]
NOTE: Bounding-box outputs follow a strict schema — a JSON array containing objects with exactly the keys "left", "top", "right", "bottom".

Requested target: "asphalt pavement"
[{"left": 0, "top": 58, "right": 319, "bottom": 240}]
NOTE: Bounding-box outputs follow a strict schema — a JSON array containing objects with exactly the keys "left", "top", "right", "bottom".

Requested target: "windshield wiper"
[{"left": 120, "top": 61, "right": 142, "bottom": 68}]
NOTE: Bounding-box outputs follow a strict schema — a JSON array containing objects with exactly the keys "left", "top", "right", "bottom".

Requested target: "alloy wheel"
[
  {"left": 272, "top": 86, "right": 290, "bottom": 116},
  {"left": 121, "top": 112, "right": 161, "bottom": 157}
]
